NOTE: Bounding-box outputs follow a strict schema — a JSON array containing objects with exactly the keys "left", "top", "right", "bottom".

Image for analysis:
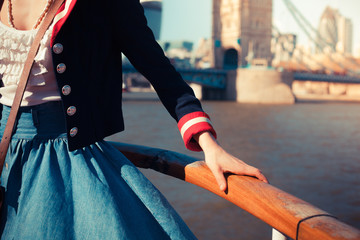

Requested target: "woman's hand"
[{"left": 194, "top": 131, "right": 268, "bottom": 192}]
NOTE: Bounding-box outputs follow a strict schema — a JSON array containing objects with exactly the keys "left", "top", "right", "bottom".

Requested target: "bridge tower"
[{"left": 212, "top": 0, "right": 273, "bottom": 69}]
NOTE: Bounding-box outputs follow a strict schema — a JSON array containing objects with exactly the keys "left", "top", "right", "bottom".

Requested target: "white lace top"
[{"left": 0, "top": 20, "right": 61, "bottom": 107}]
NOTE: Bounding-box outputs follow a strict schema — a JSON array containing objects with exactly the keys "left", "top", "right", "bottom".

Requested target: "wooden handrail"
[{"left": 109, "top": 141, "right": 360, "bottom": 240}]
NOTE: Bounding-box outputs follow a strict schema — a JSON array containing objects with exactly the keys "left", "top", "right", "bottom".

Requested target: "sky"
[{"left": 160, "top": 0, "right": 360, "bottom": 55}]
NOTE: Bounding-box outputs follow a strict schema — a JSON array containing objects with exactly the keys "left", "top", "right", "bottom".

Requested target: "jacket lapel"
[{"left": 51, "top": 0, "right": 77, "bottom": 46}]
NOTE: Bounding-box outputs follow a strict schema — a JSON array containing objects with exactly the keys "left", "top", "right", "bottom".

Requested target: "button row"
[{"left": 53, "top": 43, "right": 78, "bottom": 138}]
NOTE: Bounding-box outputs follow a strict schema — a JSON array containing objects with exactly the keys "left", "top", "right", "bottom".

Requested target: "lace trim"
[{"left": 0, "top": 20, "right": 55, "bottom": 87}]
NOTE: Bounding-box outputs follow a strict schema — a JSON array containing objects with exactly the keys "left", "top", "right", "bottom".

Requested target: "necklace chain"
[{"left": 7, "top": 0, "right": 53, "bottom": 30}]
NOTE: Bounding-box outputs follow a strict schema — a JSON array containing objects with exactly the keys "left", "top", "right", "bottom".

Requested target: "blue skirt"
[{"left": 0, "top": 101, "right": 196, "bottom": 240}]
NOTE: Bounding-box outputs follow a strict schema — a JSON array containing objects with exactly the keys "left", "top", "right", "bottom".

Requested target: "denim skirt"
[{"left": 0, "top": 101, "right": 196, "bottom": 240}]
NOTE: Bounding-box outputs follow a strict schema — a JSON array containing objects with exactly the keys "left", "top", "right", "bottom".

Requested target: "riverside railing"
[{"left": 109, "top": 142, "right": 360, "bottom": 240}]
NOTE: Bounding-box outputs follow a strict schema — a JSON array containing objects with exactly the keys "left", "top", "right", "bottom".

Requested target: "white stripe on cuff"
[{"left": 180, "top": 117, "right": 212, "bottom": 138}]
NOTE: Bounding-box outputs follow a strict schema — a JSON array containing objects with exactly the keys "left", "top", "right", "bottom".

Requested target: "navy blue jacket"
[{"left": 2, "top": 0, "right": 216, "bottom": 151}]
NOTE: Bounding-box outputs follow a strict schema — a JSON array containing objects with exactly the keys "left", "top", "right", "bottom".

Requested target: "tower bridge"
[{"left": 131, "top": 0, "right": 360, "bottom": 103}]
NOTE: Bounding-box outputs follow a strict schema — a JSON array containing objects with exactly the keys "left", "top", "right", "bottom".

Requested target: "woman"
[{"left": 0, "top": 0, "right": 268, "bottom": 239}]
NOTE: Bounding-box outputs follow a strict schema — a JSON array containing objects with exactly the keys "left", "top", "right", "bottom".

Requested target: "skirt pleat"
[{"left": 0, "top": 101, "right": 196, "bottom": 240}]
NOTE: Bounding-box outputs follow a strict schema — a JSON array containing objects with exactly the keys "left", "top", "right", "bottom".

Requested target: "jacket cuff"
[{"left": 177, "top": 112, "right": 217, "bottom": 152}]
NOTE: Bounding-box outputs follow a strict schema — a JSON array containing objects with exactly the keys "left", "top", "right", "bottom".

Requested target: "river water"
[{"left": 106, "top": 92, "right": 360, "bottom": 240}]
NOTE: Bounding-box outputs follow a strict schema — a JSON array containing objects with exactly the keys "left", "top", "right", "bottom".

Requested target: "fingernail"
[{"left": 220, "top": 184, "right": 225, "bottom": 191}]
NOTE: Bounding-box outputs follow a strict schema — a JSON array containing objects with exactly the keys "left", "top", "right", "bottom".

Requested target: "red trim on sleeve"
[{"left": 178, "top": 112, "right": 217, "bottom": 152}]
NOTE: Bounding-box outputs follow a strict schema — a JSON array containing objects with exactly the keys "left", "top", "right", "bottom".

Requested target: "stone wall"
[
  {"left": 293, "top": 81, "right": 360, "bottom": 102},
  {"left": 232, "top": 68, "right": 295, "bottom": 104}
]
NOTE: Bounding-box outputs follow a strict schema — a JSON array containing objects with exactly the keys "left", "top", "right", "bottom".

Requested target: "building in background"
[
  {"left": 317, "top": 6, "right": 353, "bottom": 54},
  {"left": 356, "top": 47, "right": 360, "bottom": 58},
  {"left": 212, "top": 0, "right": 273, "bottom": 69},
  {"left": 193, "top": 38, "right": 212, "bottom": 69},
  {"left": 140, "top": 0, "right": 163, "bottom": 40},
  {"left": 317, "top": 7, "right": 338, "bottom": 53},
  {"left": 337, "top": 16, "right": 353, "bottom": 54},
  {"left": 158, "top": 40, "right": 194, "bottom": 68},
  {"left": 271, "top": 33, "right": 297, "bottom": 64}
]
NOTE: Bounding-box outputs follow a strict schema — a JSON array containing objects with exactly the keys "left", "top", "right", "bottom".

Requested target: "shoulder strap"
[{"left": 0, "top": 0, "right": 65, "bottom": 173}]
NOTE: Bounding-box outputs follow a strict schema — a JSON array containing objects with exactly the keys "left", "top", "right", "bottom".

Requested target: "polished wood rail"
[{"left": 109, "top": 142, "right": 360, "bottom": 240}]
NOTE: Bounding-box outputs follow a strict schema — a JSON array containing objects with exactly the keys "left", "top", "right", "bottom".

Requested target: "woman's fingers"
[
  {"left": 226, "top": 161, "right": 269, "bottom": 184},
  {"left": 204, "top": 148, "right": 269, "bottom": 191},
  {"left": 215, "top": 158, "right": 269, "bottom": 190},
  {"left": 211, "top": 165, "right": 268, "bottom": 192},
  {"left": 243, "top": 166, "right": 269, "bottom": 183},
  {"left": 214, "top": 167, "right": 227, "bottom": 191}
]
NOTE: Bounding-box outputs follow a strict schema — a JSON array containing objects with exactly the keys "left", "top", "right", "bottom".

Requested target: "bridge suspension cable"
[
  {"left": 281, "top": 0, "right": 360, "bottom": 76},
  {"left": 282, "top": 0, "right": 335, "bottom": 51}
]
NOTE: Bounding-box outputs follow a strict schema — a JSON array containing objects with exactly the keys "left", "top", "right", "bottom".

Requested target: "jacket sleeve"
[{"left": 113, "top": 0, "right": 216, "bottom": 151}]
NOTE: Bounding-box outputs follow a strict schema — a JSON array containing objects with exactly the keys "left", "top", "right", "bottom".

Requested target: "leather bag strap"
[{"left": 0, "top": 0, "right": 65, "bottom": 173}]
